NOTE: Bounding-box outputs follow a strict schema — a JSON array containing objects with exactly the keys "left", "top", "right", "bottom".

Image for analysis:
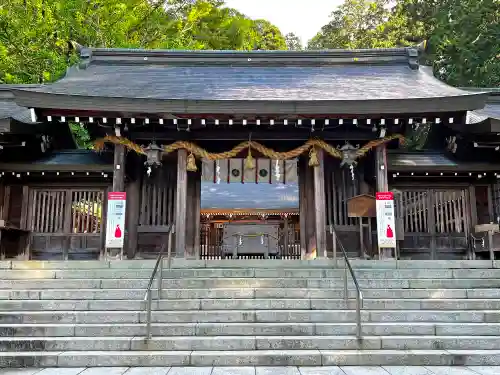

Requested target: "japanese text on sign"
[
  {"left": 376, "top": 192, "right": 396, "bottom": 248},
  {"left": 105, "top": 192, "right": 127, "bottom": 248}
]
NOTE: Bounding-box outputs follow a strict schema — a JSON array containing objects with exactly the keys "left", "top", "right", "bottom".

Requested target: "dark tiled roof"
[
  {"left": 0, "top": 100, "right": 31, "bottom": 123},
  {"left": 21, "top": 53, "right": 471, "bottom": 101},
  {"left": 0, "top": 150, "right": 113, "bottom": 172},
  {"left": 32, "top": 150, "right": 113, "bottom": 166},
  {"left": 11, "top": 48, "right": 486, "bottom": 115},
  {"left": 389, "top": 152, "right": 459, "bottom": 168},
  {"left": 476, "top": 103, "right": 500, "bottom": 120},
  {"left": 388, "top": 152, "right": 499, "bottom": 172},
  {"left": 467, "top": 104, "right": 500, "bottom": 124},
  {"left": 462, "top": 89, "right": 500, "bottom": 123},
  {"left": 0, "top": 85, "right": 38, "bottom": 123}
]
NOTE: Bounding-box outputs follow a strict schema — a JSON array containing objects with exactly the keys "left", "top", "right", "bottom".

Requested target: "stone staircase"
[{"left": 2, "top": 259, "right": 500, "bottom": 367}]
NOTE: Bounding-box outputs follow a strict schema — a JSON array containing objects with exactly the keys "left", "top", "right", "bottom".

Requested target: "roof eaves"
[{"left": 11, "top": 90, "right": 489, "bottom": 115}]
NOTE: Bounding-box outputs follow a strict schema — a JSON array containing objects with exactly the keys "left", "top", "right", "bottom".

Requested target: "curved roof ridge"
[
  {"left": 80, "top": 46, "right": 416, "bottom": 68},
  {"left": 86, "top": 46, "right": 411, "bottom": 55}
]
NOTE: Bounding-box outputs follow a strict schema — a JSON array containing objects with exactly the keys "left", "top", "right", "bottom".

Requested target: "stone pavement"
[{"left": 2, "top": 367, "right": 499, "bottom": 375}]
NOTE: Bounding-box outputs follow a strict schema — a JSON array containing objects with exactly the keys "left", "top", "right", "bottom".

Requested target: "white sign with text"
[
  {"left": 105, "top": 192, "right": 127, "bottom": 248},
  {"left": 376, "top": 192, "right": 396, "bottom": 248}
]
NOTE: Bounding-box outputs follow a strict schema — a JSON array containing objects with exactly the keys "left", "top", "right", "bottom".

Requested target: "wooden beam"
[
  {"left": 314, "top": 149, "right": 327, "bottom": 258},
  {"left": 175, "top": 149, "right": 188, "bottom": 258},
  {"left": 112, "top": 145, "right": 126, "bottom": 192},
  {"left": 130, "top": 130, "right": 381, "bottom": 142},
  {"left": 0, "top": 163, "right": 114, "bottom": 173}
]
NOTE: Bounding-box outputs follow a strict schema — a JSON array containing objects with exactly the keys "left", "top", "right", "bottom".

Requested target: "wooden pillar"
[
  {"left": 375, "top": 145, "right": 388, "bottom": 192},
  {"left": 194, "top": 174, "right": 201, "bottom": 259},
  {"left": 314, "top": 149, "right": 327, "bottom": 258},
  {"left": 304, "top": 158, "right": 316, "bottom": 255},
  {"left": 185, "top": 170, "right": 198, "bottom": 258},
  {"left": 126, "top": 174, "right": 140, "bottom": 259},
  {"left": 175, "top": 149, "right": 188, "bottom": 258},
  {"left": 299, "top": 159, "right": 307, "bottom": 257},
  {"left": 112, "top": 145, "right": 126, "bottom": 192},
  {"left": 428, "top": 189, "right": 437, "bottom": 260},
  {"left": 375, "top": 145, "right": 391, "bottom": 258},
  {"left": 106, "top": 144, "right": 126, "bottom": 259},
  {"left": 283, "top": 215, "right": 289, "bottom": 258}
]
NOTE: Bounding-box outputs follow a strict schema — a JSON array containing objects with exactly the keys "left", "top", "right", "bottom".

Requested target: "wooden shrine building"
[{"left": 0, "top": 45, "right": 498, "bottom": 261}]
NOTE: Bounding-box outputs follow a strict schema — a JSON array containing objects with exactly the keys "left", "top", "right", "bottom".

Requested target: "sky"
[
  {"left": 224, "top": 0, "right": 343, "bottom": 44},
  {"left": 201, "top": 182, "right": 299, "bottom": 209}
]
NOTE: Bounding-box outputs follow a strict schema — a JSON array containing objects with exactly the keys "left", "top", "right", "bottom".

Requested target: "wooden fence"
[
  {"left": 394, "top": 187, "right": 470, "bottom": 259},
  {"left": 29, "top": 188, "right": 105, "bottom": 260},
  {"left": 199, "top": 222, "right": 301, "bottom": 259}
]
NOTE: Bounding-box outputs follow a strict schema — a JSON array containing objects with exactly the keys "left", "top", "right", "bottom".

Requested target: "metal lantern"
[
  {"left": 339, "top": 142, "right": 360, "bottom": 181},
  {"left": 144, "top": 142, "right": 163, "bottom": 166},
  {"left": 339, "top": 142, "right": 360, "bottom": 167}
]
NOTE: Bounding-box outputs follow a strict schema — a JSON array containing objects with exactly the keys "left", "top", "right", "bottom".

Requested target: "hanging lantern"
[
  {"left": 143, "top": 142, "right": 163, "bottom": 166},
  {"left": 339, "top": 142, "right": 360, "bottom": 167}
]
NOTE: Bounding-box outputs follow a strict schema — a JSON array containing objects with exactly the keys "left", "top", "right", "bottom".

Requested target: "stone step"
[
  {"left": 5, "top": 288, "right": 499, "bottom": 300},
  {"left": 4, "top": 278, "right": 500, "bottom": 289},
  {"left": 4, "top": 259, "right": 498, "bottom": 270},
  {"left": 2, "top": 298, "right": 500, "bottom": 311},
  {"left": 8, "top": 268, "right": 500, "bottom": 279},
  {"left": 4, "top": 335, "right": 500, "bottom": 351},
  {"left": 0, "top": 309, "right": 494, "bottom": 324},
  {"left": 5, "top": 322, "right": 500, "bottom": 337},
  {"left": 4, "top": 268, "right": 500, "bottom": 280},
  {"left": 2, "top": 349, "right": 500, "bottom": 367}
]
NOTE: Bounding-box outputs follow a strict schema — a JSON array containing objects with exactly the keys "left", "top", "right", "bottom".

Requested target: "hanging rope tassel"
[
  {"left": 244, "top": 148, "right": 256, "bottom": 170},
  {"left": 308, "top": 147, "right": 320, "bottom": 167},
  {"left": 187, "top": 153, "right": 197, "bottom": 172}
]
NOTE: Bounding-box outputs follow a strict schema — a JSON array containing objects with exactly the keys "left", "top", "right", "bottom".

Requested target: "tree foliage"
[
  {"left": 308, "top": 0, "right": 405, "bottom": 50},
  {"left": 0, "top": 0, "right": 287, "bottom": 84},
  {"left": 307, "top": 0, "right": 500, "bottom": 87},
  {"left": 285, "top": 33, "right": 302, "bottom": 51}
]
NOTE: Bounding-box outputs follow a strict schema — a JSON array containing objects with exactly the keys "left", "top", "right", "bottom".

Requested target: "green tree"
[
  {"left": 251, "top": 19, "right": 287, "bottom": 50},
  {"left": 0, "top": 0, "right": 287, "bottom": 147},
  {"left": 395, "top": 0, "right": 500, "bottom": 86},
  {"left": 0, "top": 0, "right": 288, "bottom": 84},
  {"left": 307, "top": 0, "right": 408, "bottom": 50},
  {"left": 307, "top": 0, "right": 500, "bottom": 87},
  {"left": 285, "top": 32, "right": 302, "bottom": 50},
  {"left": 0, "top": 0, "right": 177, "bottom": 83}
]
